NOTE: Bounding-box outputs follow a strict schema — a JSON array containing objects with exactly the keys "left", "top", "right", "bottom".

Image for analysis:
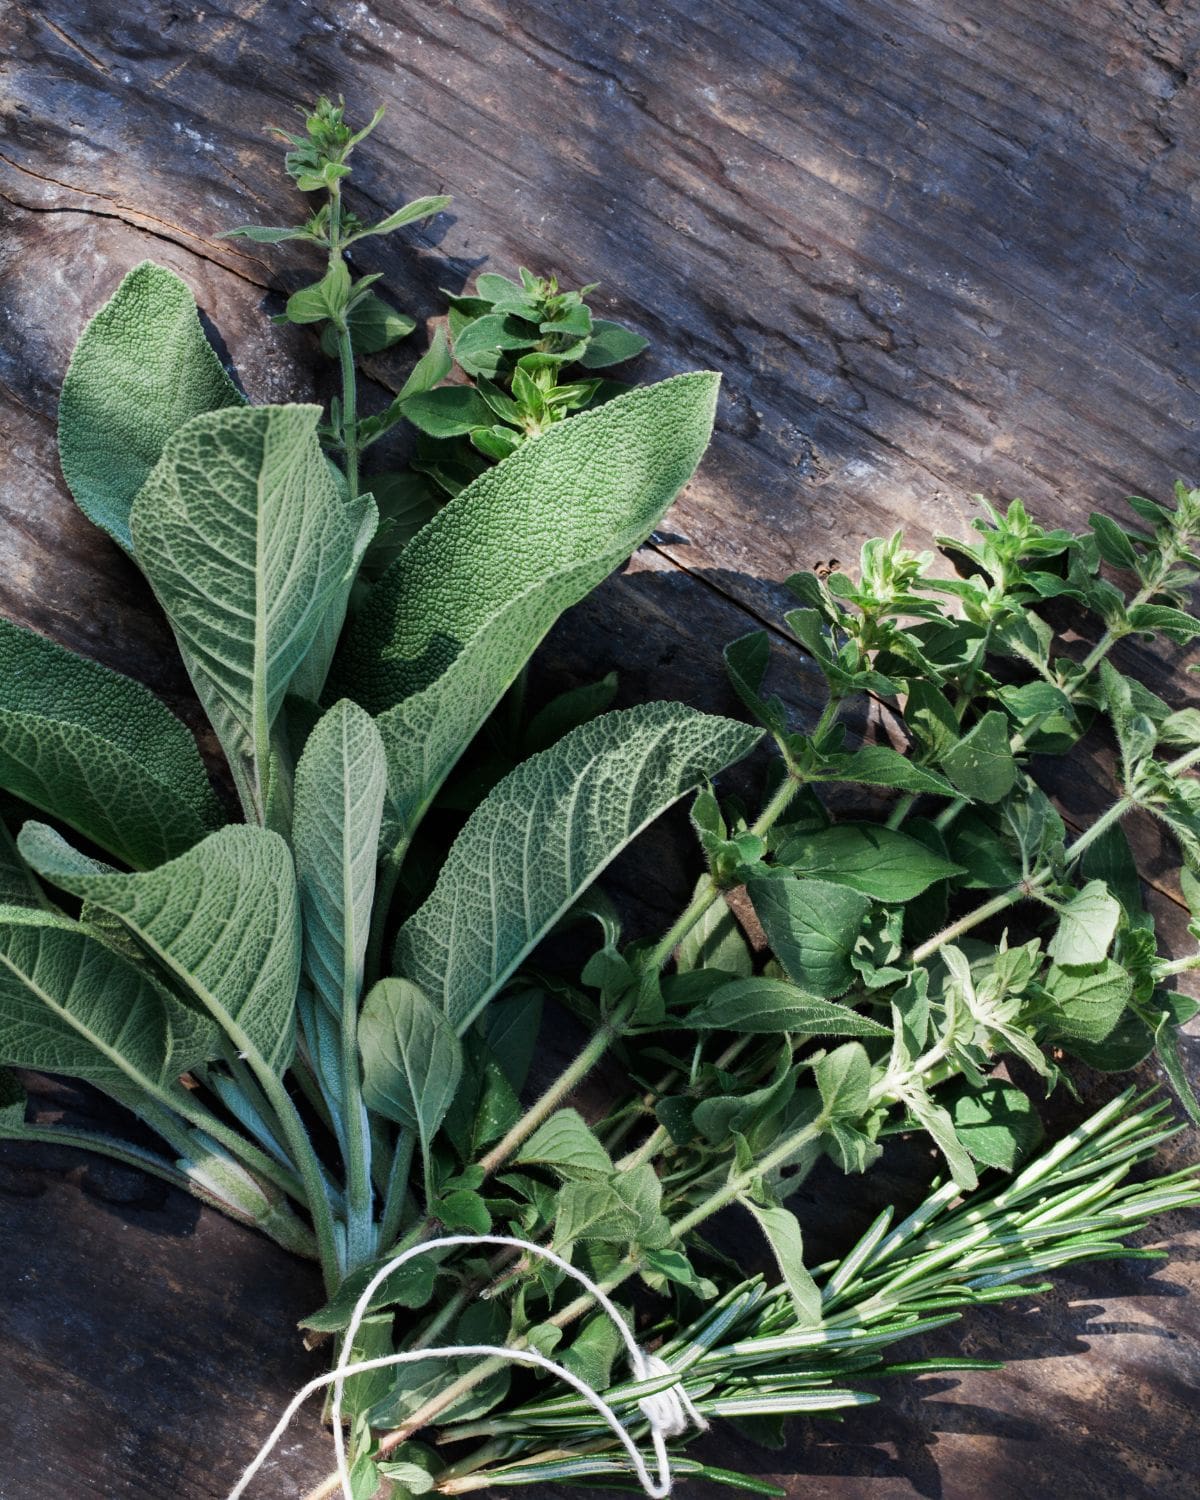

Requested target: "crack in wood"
[{"left": 0, "top": 156, "right": 268, "bottom": 288}]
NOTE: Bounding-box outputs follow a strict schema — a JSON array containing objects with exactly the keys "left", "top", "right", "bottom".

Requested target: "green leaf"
[
  {"left": 453, "top": 314, "right": 540, "bottom": 379},
  {"left": 1066, "top": 1010, "right": 1154, "bottom": 1071},
  {"left": 284, "top": 260, "right": 351, "bottom": 324},
  {"left": 220, "top": 224, "right": 316, "bottom": 244},
  {"left": 0, "top": 812, "right": 44, "bottom": 911},
  {"left": 739, "top": 1196, "right": 822, "bottom": 1326},
  {"left": 947, "top": 1082, "right": 1042, "bottom": 1170},
  {"left": 292, "top": 701, "right": 386, "bottom": 1021},
  {"left": 822, "top": 746, "right": 956, "bottom": 797},
  {"left": 20, "top": 823, "right": 299, "bottom": 1072},
  {"left": 0, "top": 905, "right": 216, "bottom": 1102},
  {"left": 1047, "top": 881, "right": 1121, "bottom": 967},
  {"left": 131, "top": 404, "right": 369, "bottom": 814},
  {"left": 478, "top": 989, "right": 543, "bottom": 1091},
  {"left": 1089, "top": 512, "right": 1141, "bottom": 571},
  {"left": 1154, "top": 1009, "right": 1200, "bottom": 1126},
  {"left": 299, "top": 1254, "right": 438, "bottom": 1333},
  {"left": 319, "top": 292, "right": 416, "bottom": 356},
  {"left": 522, "top": 673, "right": 620, "bottom": 756},
  {"left": 903, "top": 679, "right": 959, "bottom": 759},
  {"left": 723, "top": 632, "right": 788, "bottom": 739},
  {"left": 940, "top": 711, "right": 1017, "bottom": 804},
  {"left": 907, "top": 1089, "right": 978, "bottom": 1189},
  {"left": 1126, "top": 604, "right": 1200, "bottom": 643},
  {"left": 0, "top": 619, "right": 220, "bottom": 868},
  {"left": 360, "top": 979, "right": 463, "bottom": 1167},
  {"left": 747, "top": 876, "right": 872, "bottom": 998},
  {"left": 401, "top": 385, "right": 496, "bottom": 438},
  {"left": 814, "top": 1042, "right": 871, "bottom": 1120},
  {"left": 578, "top": 319, "right": 650, "bottom": 369},
  {"left": 1099, "top": 662, "right": 1157, "bottom": 778},
  {"left": 554, "top": 1164, "right": 671, "bottom": 1249},
  {"left": 0, "top": 1066, "right": 26, "bottom": 1126},
  {"left": 776, "top": 823, "right": 964, "bottom": 902},
  {"left": 515, "top": 1109, "right": 614, "bottom": 1179},
  {"left": 394, "top": 703, "right": 759, "bottom": 1031},
  {"left": 359, "top": 473, "right": 441, "bottom": 580},
  {"left": 676, "top": 889, "right": 754, "bottom": 976},
  {"left": 397, "top": 328, "right": 454, "bottom": 403},
  {"left": 1043, "top": 959, "right": 1132, "bottom": 1042},
  {"left": 335, "top": 373, "right": 722, "bottom": 839},
  {"left": 58, "top": 262, "right": 244, "bottom": 551},
  {"left": 689, "top": 976, "right": 889, "bottom": 1036},
  {"left": 360, "top": 195, "right": 452, "bottom": 238},
  {"left": 287, "top": 492, "right": 379, "bottom": 706}
]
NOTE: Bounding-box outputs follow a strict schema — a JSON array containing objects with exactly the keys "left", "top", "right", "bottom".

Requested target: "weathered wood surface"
[{"left": 1, "top": 0, "right": 1199, "bottom": 1496}]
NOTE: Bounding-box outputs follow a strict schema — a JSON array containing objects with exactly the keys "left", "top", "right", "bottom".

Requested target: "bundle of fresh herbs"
[{"left": 1, "top": 97, "right": 1198, "bottom": 1499}]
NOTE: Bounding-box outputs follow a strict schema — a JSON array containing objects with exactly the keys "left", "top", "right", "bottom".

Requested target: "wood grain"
[{"left": 1, "top": 1, "right": 1198, "bottom": 1496}]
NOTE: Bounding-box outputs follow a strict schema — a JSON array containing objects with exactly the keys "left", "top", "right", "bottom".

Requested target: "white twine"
[{"left": 229, "top": 1233, "right": 707, "bottom": 1500}]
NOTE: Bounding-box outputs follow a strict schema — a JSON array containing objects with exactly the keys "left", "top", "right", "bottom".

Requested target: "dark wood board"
[{"left": 1, "top": 1, "right": 1198, "bottom": 1496}]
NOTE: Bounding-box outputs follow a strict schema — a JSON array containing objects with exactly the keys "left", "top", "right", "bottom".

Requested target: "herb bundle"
[{"left": 1, "top": 98, "right": 1197, "bottom": 1499}]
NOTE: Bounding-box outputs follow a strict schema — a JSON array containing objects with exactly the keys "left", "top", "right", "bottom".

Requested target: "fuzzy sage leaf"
[
  {"left": 131, "top": 404, "right": 374, "bottom": 817},
  {"left": 336, "top": 373, "right": 721, "bottom": 849},
  {"left": 58, "top": 262, "right": 245, "bottom": 552},
  {"left": 0, "top": 619, "right": 220, "bottom": 869},
  {"left": 19, "top": 822, "right": 300, "bottom": 1074},
  {"left": 395, "top": 703, "right": 760, "bottom": 1031}
]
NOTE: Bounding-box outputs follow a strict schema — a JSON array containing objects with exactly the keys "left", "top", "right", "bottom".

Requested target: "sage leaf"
[
  {"left": 394, "top": 702, "right": 759, "bottom": 1032},
  {"left": 940, "top": 711, "right": 1017, "bottom": 804},
  {"left": 739, "top": 1196, "right": 822, "bottom": 1326},
  {"left": 1047, "top": 880, "right": 1121, "bottom": 967},
  {"left": 748, "top": 876, "right": 872, "bottom": 999},
  {"left": 20, "top": 823, "right": 299, "bottom": 1073},
  {"left": 515, "top": 1109, "right": 614, "bottom": 1180},
  {"left": 0, "top": 812, "right": 45, "bottom": 911},
  {"left": 0, "top": 618, "right": 220, "bottom": 869},
  {"left": 689, "top": 976, "right": 889, "bottom": 1037},
  {"left": 292, "top": 700, "right": 386, "bottom": 1021},
  {"left": 131, "top": 404, "right": 369, "bottom": 813},
  {"left": 0, "top": 905, "right": 217, "bottom": 1104},
  {"left": 358, "top": 979, "right": 463, "bottom": 1162},
  {"left": 288, "top": 492, "right": 379, "bottom": 705},
  {"left": 58, "top": 262, "right": 244, "bottom": 551},
  {"left": 336, "top": 373, "right": 721, "bottom": 844},
  {"left": 776, "top": 823, "right": 964, "bottom": 902}
]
